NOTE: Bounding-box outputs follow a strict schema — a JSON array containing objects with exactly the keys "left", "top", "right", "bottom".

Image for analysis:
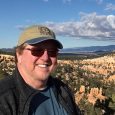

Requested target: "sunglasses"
[{"left": 24, "top": 48, "right": 59, "bottom": 57}]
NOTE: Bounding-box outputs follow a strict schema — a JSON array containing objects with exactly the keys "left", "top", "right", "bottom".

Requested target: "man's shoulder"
[
  {"left": 52, "top": 77, "right": 73, "bottom": 95},
  {"left": 50, "top": 77, "right": 70, "bottom": 92},
  {"left": 0, "top": 76, "right": 16, "bottom": 96}
]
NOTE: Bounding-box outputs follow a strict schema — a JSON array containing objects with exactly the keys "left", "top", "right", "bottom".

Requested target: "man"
[{"left": 0, "top": 25, "right": 81, "bottom": 115}]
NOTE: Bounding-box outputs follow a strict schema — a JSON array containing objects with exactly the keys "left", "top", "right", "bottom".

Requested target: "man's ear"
[{"left": 16, "top": 52, "right": 22, "bottom": 64}]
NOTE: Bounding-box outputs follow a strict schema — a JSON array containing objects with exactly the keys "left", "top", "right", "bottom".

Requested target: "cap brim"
[{"left": 25, "top": 37, "right": 63, "bottom": 49}]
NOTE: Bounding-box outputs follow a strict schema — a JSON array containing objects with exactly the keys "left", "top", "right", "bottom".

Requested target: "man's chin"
[{"left": 36, "top": 74, "right": 50, "bottom": 81}]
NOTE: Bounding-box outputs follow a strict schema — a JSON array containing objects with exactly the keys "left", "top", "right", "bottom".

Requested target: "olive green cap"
[{"left": 17, "top": 25, "right": 63, "bottom": 49}]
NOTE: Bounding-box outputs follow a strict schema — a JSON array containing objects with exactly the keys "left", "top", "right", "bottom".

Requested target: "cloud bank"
[{"left": 44, "top": 12, "right": 115, "bottom": 41}]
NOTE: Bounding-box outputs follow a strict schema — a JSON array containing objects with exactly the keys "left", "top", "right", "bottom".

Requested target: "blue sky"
[{"left": 0, "top": 0, "right": 115, "bottom": 48}]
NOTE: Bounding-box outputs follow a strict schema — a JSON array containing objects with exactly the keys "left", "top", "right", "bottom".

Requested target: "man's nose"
[{"left": 40, "top": 50, "right": 49, "bottom": 60}]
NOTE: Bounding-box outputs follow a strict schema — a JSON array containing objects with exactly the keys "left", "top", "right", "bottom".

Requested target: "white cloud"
[
  {"left": 105, "top": 3, "right": 115, "bottom": 11},
  {"left": 107, "top": 15, "right": 115, "bottom": 29},
  {"left": 44, "top": 12, "right": 115, "bottom": 41}
]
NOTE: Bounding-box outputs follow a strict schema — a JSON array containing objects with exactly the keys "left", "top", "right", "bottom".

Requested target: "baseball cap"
[{"left": 17, "top": 25, "right": 63, "bottom": 49}]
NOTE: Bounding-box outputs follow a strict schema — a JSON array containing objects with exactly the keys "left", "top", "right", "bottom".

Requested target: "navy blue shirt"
[{"left": 29, "top": 86, "right": 68, "bottom": 115}]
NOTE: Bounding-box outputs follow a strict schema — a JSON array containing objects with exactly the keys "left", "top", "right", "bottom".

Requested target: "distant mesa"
[{"left": 60, "top": 45, "right": 115, "bottom": 54}]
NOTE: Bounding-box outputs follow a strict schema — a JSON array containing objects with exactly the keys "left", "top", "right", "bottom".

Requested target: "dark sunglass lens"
[
  {"left": 48, "top": 50, "right": 58, "bottom": 57},
  {"left": 31, "top": 49, "right": 44, "bottom": 56}
]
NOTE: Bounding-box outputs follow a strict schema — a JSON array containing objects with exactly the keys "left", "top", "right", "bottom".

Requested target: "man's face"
[{"left": 17, "top": 41, "right": 58, "bottom": 82}]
